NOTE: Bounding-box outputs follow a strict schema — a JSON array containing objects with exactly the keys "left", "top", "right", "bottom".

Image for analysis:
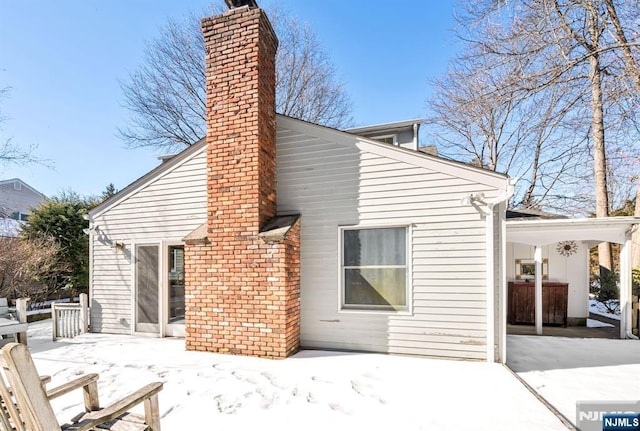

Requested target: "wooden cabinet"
[{"left": 508, "top": 282, "right": 568, "bottom": 327}]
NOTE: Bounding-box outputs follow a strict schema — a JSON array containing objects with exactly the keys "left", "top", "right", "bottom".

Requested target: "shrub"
[{"left": 591, "top": 270, "right": 620, "bottom": 314}]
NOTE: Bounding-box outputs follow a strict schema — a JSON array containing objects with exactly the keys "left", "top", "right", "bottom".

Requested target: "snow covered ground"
[
  {"left": 589, "top": 298, "right": 620, "bottom": 320},
  {"left": 586, "top": 318, "right": 614, "bottom": 328},
  {"left": 508, "top": 335, "right": 640, "bottom": 427},
  {"left": 18, "top": 320, "right": 568, "bottom": 430}
]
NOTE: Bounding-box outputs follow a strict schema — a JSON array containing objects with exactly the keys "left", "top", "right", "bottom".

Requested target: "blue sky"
[{"left": 0, "top": 0, "right": 457, "bottom": 197}]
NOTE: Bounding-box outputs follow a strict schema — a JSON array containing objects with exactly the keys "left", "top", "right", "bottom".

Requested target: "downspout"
[
  {"left": 462, "top": 178, "right": 516, "bottom": 362},
  {"left": 412, "top": 123, "right": 420, "bottom": 151},
  {"left": 484, "top": 179, "right": 516, "bottom": 363}
]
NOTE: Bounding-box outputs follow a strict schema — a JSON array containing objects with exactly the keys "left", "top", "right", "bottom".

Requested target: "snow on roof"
[{"left": 0, "top": 217, "right": 24, "bottom": 238}]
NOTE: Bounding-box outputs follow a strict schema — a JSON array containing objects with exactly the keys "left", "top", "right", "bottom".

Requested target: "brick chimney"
[{"left": 183, "top": 3, "right": 300, "bottom": 358}]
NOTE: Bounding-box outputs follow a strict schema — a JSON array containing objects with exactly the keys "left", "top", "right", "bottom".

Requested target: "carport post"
[{"left": 534, "top": 246, "right": 543, "bottom": 335}]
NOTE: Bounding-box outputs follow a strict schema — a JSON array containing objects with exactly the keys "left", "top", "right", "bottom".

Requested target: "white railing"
[{"left": 52, "top": 293, "right": 89, "bottom": 340}]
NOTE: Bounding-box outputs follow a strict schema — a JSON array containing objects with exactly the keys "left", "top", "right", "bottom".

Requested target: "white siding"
[
  {"left": 276, "top": 121, "right": 507, "bottom": 360},
  {"left": 90, "top": 147, "right": 207, "bottom": 334},
  {"left": 90, "top": 117, "right": 509, "bottom": 359}
]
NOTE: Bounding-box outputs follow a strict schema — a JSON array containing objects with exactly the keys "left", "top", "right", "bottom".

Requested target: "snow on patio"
[
  {"left": 508, "top": 335, "right": 640, "bottom": 427},
  {"left": 22, "top": 320, "right": 567, "bottom": 430}
]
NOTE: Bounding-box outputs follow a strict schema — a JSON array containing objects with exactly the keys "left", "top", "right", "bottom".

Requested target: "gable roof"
[
  {"left": 0, "top": 178, "right": 47, "bottom": 199},
  {"left": 89, "top": 138, "right": 206, "bottom": 218}
]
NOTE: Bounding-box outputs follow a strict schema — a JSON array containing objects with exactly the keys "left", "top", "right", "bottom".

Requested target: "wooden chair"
[{"left": 0, "top": 343, "right": 163, "bottom": 430}]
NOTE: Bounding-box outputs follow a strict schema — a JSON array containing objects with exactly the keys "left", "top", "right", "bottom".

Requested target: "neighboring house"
[
  {"left": 87, "top": 2, "right": 639, "bottom": 363},
  {"left": 0, "top": 179, "right": 46, "bottom": 237}
]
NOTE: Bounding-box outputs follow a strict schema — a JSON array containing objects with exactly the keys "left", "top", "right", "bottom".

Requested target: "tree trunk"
[
  {"left": 603, "top": 0, "right": 640, "bottom": 269},
  {"left": 587, "top": 16, "right": 612, "bottom": 274},
  {"left": 634, "top": 183, "right": 640, "bottom": 268}
]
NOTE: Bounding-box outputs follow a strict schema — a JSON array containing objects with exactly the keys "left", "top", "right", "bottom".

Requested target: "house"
[
  {"left": 0, "top": 178, "right": 46, "bottom": 237},
  {"left": 87, "top": 1, "right": 639, "bottom": 363}
]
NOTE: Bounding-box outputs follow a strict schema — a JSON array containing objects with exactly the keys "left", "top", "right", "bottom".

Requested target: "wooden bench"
[
  {"left": 0, "top": 298, "right": 11, "bottom": 319},
  {"left": 0, "top": 343, "right": 163, "bottom": 430}
]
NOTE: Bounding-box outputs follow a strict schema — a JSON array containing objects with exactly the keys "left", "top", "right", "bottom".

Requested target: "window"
[
  {"left": 10, "top": 212, "right": 28, "bottom": 221},
  {"left": 371, "top": 134, "right": 397, "bottom": 146},
  {"left": 170, "top": 247, "right": 184, "bottom": 274},
  {"left": 341, "top": 226, "right": 409, "bottom": 311}
]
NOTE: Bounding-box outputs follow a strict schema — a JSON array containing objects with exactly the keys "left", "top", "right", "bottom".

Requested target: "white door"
[{"left": 134, "top": 243, "right": 186, "bottom": 337}]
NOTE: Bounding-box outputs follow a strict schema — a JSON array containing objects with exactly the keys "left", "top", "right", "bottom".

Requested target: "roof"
[
  {"left": 506, "top": 208, "right": 568, "bottom": 220},
  {"left": 0, "top": 179, "right": 47, "bottom": 199},
  {"left": 183, "top": 223, "right": 209, "bottom": 244},
  {"left": 258, "top": 215, "right": 300, "bottom": 242},
  {"left": 343, "top": 118, "right": 423, "bottom": 135},
  {"left": 507, "top": 216, "right": 640, "bottom": 246}
]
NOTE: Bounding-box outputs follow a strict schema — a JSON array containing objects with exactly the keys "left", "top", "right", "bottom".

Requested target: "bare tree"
[
  {"left": 602, "top": 0, "right": 640, "bottom": 268},
  {"left": 0, "top": 87, "right": 41, "bottom": 167},
  {"left": 119, "top": 3, "right": 353, "bottom": 152},
  {"left": 429, "top": 0, "right": 640, "bottom": 274},
  {"left": 426, "top": 7, "right": 590, "bottom": 210}
]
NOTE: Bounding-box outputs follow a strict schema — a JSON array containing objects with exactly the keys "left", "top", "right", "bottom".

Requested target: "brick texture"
[{"left": 184, "top": 6, "right": 300, "bottom": 359}]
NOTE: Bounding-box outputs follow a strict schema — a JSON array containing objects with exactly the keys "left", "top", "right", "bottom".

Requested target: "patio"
[
  {"left": 507, "top": 324, "right": 618, "bottom": 338},
  {"left": 507, "top": 334, "right": 640, "bottom": 428},
  {"left": 20, "top": 320, "right": 568, "bottom": 431}
]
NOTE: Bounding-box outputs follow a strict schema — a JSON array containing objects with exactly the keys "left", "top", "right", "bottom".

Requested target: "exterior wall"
[
  {"left": 90, "top": 147, "right": 207, "bottom": 334},
  {"left": 90, "top": 113, "right": 508, "bottom": 360},
  {"left": 0, "top": 180, "right": 45, "bottom": 218},
  {"left": 506, "top": 242, "right": 590, "bottom": 319},
  {"left": 185, "top": 7, "right": 300, "bottom": 359},
  {"left": 396, "top": 129, "right": 416, "bottom": 150},
  {"left": 276, "top": 120, "right": 506, "bottom": 360}
]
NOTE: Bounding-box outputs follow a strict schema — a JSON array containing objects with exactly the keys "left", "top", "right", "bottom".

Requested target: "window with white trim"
[{"left": 341, "top": 226, "right": 408, "bottom": 311}]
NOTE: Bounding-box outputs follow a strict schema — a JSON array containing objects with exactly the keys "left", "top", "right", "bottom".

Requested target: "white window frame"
[
  {"left": 130, "top": 239, "right": 185, "bottom": 338},
  {"left": 338, "top": 224, "right": 412, "bottom": 314}
]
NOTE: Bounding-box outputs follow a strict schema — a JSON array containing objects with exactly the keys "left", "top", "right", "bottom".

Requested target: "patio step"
[{"left": 589, "top": 312, "right": 620, "bottom": 328}]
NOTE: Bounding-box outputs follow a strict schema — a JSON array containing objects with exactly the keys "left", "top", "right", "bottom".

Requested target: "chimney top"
[{"left": 224, "top": 0, "right": 258, "bottom": 9}]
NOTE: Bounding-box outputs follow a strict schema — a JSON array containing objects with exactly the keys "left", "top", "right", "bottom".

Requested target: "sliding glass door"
[
  {"left": 135, "top": 244, "right": 160, "bottom": 333},
  {"left": 134, "top": 243, "right": 185, "bottom": 337}
]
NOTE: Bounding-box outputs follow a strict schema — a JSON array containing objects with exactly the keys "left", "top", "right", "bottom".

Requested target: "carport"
[{"left": 505, "top": 217, "right": 640, "bottom": 344}]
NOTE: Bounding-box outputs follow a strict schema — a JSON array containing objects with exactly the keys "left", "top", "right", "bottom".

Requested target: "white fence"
[{"left": 52, "top": 293, "right": 89, "bottom": 340}]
